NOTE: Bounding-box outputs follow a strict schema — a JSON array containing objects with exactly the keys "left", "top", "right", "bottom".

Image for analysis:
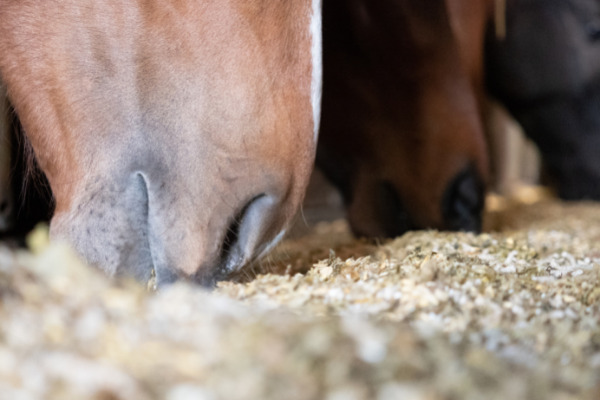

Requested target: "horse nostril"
[
  {"left": 215, "top": 193, "right": 273, "bottom": 280},
  {"left": 219, "top": 196, "right": 259, "bottom": 263},
  {"left": 442, "top": 166, "right": 485, "bottom": 233}
]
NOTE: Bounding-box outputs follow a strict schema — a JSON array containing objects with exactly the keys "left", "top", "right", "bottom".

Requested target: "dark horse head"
[
  {"left": 486, "top": 0, "right": 600, "bottom": 200},
  {"left": 317, "top": 0, "right": 490, "bottom": 238}
]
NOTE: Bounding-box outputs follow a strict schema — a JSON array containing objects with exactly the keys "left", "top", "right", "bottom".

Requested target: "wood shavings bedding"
[{"left": 1, "top": 200, "right": 599, "bottom": 399}]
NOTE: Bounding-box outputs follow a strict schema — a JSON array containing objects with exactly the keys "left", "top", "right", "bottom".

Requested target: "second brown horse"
[{"left": 317, "top": 0, "right": 492, "bottom": 238}]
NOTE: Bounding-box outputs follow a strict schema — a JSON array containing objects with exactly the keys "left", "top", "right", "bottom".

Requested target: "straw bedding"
[{"left": 0, "top": 199, "right": 599, "bottom": 399}]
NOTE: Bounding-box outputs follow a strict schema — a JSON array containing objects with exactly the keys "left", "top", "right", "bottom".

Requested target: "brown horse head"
[
  {"left": 317, "top": 0, "right": 490, "bottom": 238},
  {"left": 0, "top": 0, "right": 322, "bottom": 286}
]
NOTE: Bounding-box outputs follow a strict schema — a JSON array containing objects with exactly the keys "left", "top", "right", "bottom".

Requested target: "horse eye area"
[{"left": 442, "top": 166, "right": 484, "bottom": 233}]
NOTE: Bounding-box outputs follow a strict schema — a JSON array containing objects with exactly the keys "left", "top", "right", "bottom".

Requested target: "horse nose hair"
[{"left": 442, "top": 166, "right": 485, "bottom": 233}]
